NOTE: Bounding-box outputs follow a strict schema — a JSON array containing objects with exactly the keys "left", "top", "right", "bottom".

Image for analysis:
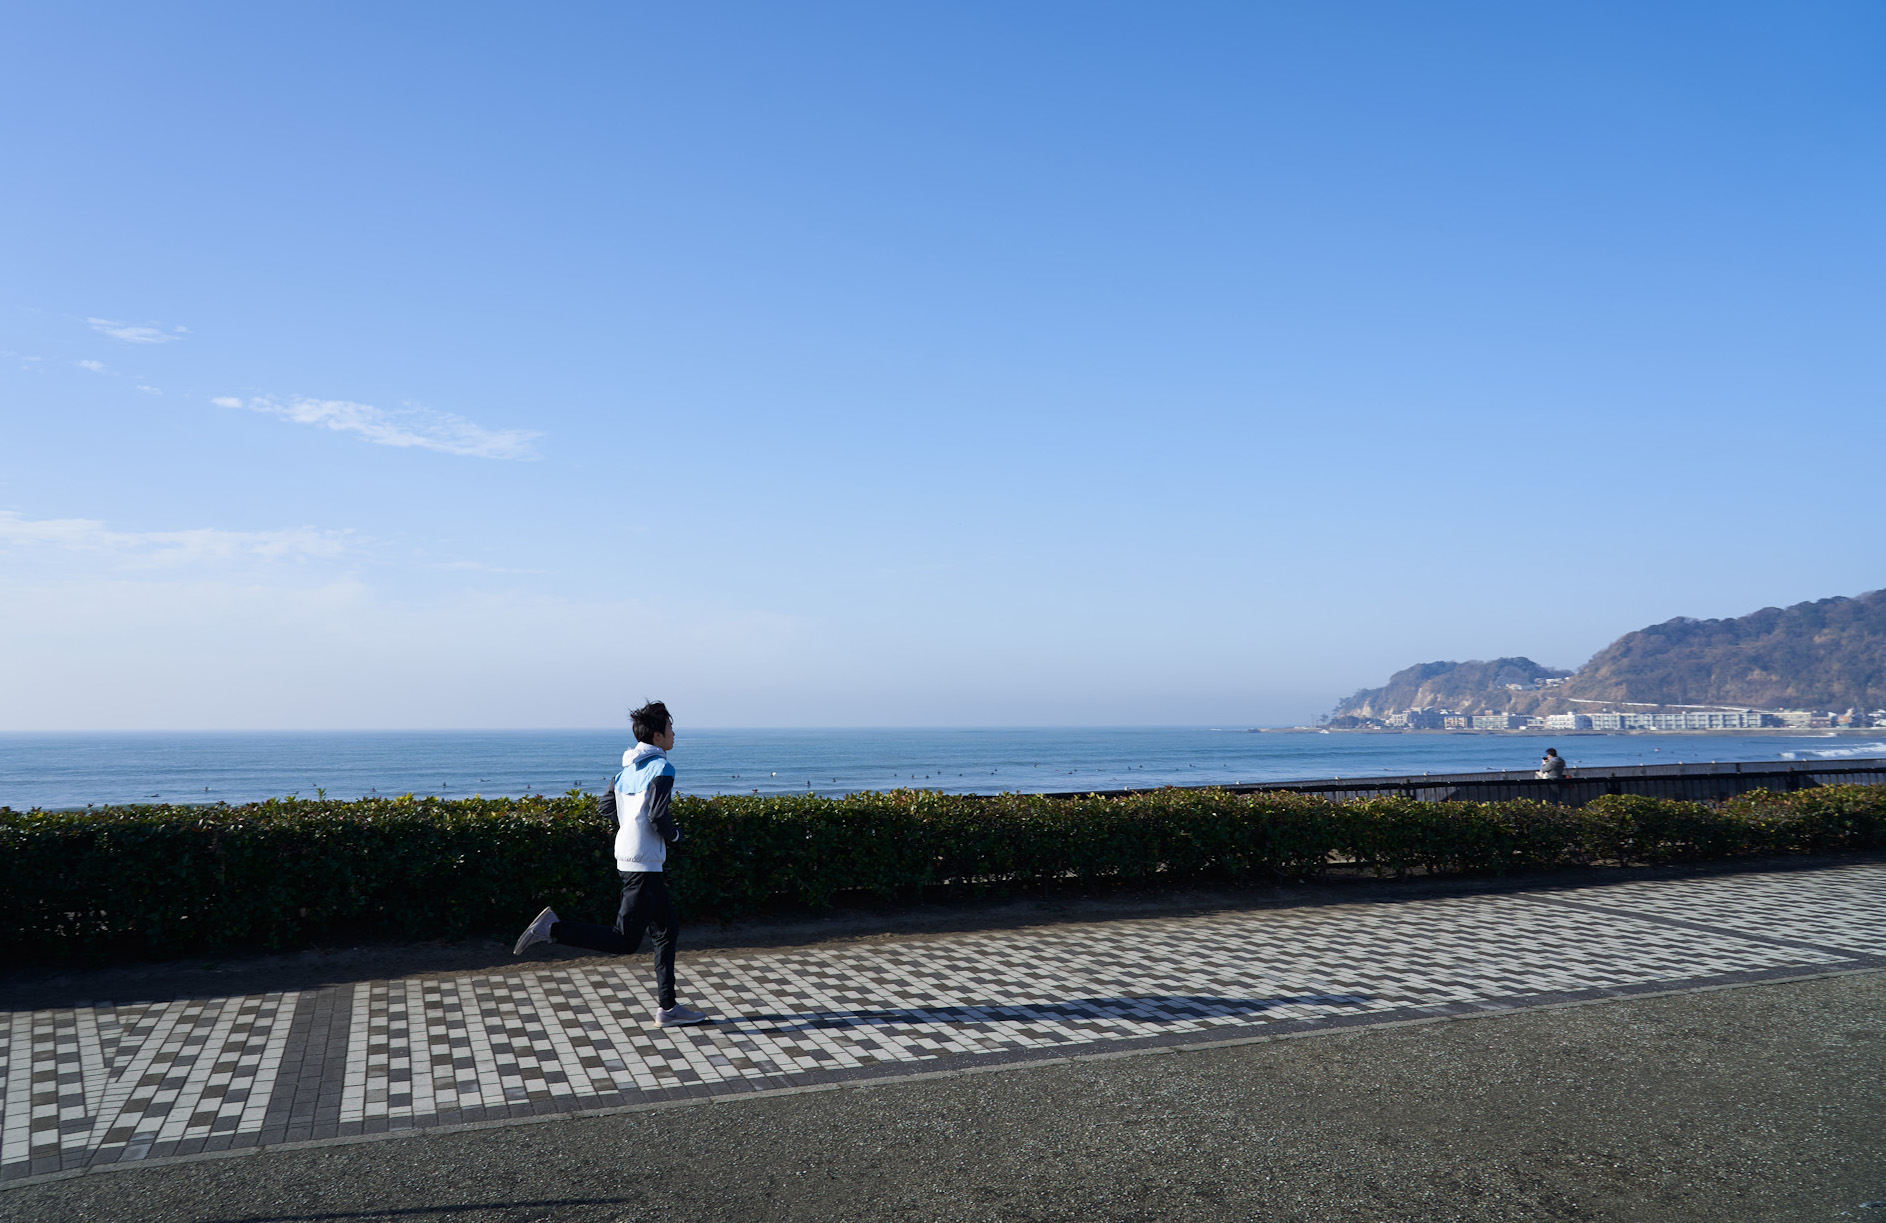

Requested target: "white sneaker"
[
  {"left": 512, "top": 906, "right": 559, "bottom": 955},
  {"left": 656, "top": 1004, "right": 711, "bottom": 1027}
]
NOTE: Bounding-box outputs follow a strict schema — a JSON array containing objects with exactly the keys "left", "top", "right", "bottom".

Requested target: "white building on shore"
[
  {"left": 1585, "top": 710, "right": 1780, "bottom": 731},
  {"left": 1377, "top": 706, "right": 1819, "bottom": 731}
]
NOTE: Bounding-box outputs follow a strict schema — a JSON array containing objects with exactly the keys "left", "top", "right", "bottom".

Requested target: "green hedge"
[{"left": 2, "top": 784, "right": 1882, "bottom": 963}]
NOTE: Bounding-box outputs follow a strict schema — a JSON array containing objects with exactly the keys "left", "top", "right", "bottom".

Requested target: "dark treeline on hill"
[{"left": 1334, "top": 588, "right": 1886, "bottom": 718}]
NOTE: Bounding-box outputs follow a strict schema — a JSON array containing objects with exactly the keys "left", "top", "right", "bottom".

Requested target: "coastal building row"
[{"left": 1372, "top": 707, "right": 1882, "bottom": 731}]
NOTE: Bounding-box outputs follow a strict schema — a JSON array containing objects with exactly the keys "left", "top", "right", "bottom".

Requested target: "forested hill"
[
  {"left": 1334, "top": 658, "right": 1571, "bottom": 719},
  {"left": 1558, "top": 589, "right": 1886, "bottom": 711},
  {"left": 1333, "top": 589, "right": 1886, "bottom": 717}
]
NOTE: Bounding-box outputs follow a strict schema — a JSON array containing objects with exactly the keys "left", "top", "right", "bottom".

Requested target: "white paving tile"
[
  {"left": 1556, "top": 863, "right": 1886, "bottom": 954},
  {"left": 4, "top": 862, "right": 1881, "bottom": 1179}
]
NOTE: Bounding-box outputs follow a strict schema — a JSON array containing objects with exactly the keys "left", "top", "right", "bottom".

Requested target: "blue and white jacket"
[{"left": 613, "top": 743, "right": 680, "bottom": 872}]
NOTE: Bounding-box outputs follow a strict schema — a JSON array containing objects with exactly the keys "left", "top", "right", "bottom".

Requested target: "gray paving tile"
[{"left": 3, "top": 862, "right": 1881, "bottom": 1181}]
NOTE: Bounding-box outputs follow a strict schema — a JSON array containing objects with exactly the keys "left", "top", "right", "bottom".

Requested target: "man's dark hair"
[{"left": 630, "top": 700, "right": 673, "bottom": 744}]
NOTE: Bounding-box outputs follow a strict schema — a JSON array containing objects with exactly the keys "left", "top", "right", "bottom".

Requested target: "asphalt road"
[{"left": 5, "top": 970, "right": 1881, "bottom": 1223}]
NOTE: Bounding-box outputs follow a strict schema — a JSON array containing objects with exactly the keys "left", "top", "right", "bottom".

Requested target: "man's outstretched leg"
[
  {"left": 512, "top": 874, "right": 709, "bottom": 1027},
  {"left": 513, "top": 871, "right": 642, "bottom": 956},
  {"left": 513, "top": 906, "right": 633, "bottom": 954}
]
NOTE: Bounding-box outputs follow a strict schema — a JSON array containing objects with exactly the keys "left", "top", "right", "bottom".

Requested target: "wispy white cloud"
[
  {"left": 88, "top": 317, "right": 187, "bottom": 344},
  {"left": 76, "top": 359, "right": 105, "bottom": 372},
  {"left": 137, "top": 384, "right": 163, "bottom": 395},
  {"left": 214, "top": 395, "right": 541, "bottom": 460},
  {"left": 0, "top": 511, "right": 350, "bottom": 567}
]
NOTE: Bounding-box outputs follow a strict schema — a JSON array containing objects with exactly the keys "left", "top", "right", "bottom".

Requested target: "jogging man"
[{"left": 513, "top": 700, "right": 710, "bottom": 1027}]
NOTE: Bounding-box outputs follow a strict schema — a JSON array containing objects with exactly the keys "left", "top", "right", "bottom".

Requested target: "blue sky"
[{"left": 3, "top": 2, "right": 1883, "bottom": 730}]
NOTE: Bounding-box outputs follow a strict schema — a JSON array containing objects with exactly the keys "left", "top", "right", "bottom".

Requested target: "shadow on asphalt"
[
  {"left": 189, "top": 1201, "right": 635, "bottom": 1223},
  {"left": 723, "top": 993, "right": 1376, "bottom": 1033}
]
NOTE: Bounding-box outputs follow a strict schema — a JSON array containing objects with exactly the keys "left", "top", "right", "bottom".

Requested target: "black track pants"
[{"left": 550, "top": 871, "right": 678, "bottom": 1009}]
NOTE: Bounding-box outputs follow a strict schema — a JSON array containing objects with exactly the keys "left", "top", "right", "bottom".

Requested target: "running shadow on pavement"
[{"left": 726, "top": 993, "right": 1374, "bottom": 1034}]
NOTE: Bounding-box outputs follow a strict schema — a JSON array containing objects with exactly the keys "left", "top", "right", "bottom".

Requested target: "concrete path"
[{"left": 5, "top": 862, "right": 1884, "bottom": 1189}]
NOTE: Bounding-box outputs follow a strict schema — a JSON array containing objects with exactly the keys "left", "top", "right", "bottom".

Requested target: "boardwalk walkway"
[{"left": 5, "top": 861, "right": 1884, "bottom": 1187}]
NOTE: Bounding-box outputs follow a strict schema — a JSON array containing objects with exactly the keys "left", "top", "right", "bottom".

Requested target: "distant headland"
[{"left": 1325, "top": 588, "right": 1886, "bottom": 732}]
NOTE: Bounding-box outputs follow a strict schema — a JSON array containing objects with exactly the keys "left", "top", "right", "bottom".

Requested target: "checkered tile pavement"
[{"left": 6, "top": 861, "right": 1882, "bottom": 1182}]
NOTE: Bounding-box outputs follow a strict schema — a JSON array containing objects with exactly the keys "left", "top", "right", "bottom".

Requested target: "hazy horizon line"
[{"left": 0, "top": 723, "right": 1309, "bottom": 735}]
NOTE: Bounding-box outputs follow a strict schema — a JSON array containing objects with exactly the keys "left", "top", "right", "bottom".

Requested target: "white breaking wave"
[{"left": 1795, "top": 741, "right": 1886, "bottom": 759}]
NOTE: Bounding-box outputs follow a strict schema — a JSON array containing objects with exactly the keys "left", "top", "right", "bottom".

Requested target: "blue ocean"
[{"left": 3, "top": 728, "right": 1882, "bottom": 811}]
